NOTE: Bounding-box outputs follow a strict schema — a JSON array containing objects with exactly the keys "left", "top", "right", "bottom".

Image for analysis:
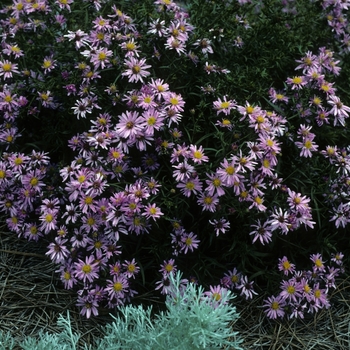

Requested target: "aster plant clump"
[{"left": 0, "top": 0, "right": 349, "bottom": 323}]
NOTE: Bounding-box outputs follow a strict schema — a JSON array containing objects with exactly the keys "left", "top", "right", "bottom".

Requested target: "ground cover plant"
[{"left": 0, "top": 0, "right": 350, "bottom": 343}]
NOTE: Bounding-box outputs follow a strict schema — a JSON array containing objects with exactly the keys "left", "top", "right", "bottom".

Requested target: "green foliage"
[
  {"left": 0, "top": 272, "right": 241, "bottom": 350},
  {"left": 96, "top": 271, "right": 242, "bottom": 350}
]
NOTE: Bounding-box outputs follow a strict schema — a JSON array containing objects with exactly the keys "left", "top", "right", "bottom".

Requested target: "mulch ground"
[{"left": 1, "top": 219, "right": 349, "bottom": 350}]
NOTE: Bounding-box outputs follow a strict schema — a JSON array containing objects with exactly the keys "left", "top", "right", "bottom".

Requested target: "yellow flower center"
[
  {"left": 87, "top": 217, "right": 95, "bottom": 226},
  {"left": 212, "top": 293, "right": 221, "bottom": 301},
  {"left": 286, "top": 285, "right": 296, "bottom": 294},
  {"left": 128, "top": 264, "right": 136, "bottom": 272},
  {"left": 282, "top": 261, "right": 291, "bottom": 269},
  {"left": 246, "top": 106, "right": 254, "bottom": 114},
  {"left": 14, "top": 157, "right": 23, "bottom": 166},
  {"left": 314, "top": 289, "right": 321, "bottom": 298},
  {"left": 255, "top": 196, "right": 263, "bottom": 205},
  {"left": 256, "top": 115, "right": 265, "bottom": 123},
  {"left": 185, "top": 182, "right": 195, "bottom": 190},
  {"left": 314, "top": 259, "right": 323, "bottom": 267},
  {"left": 193, "top": 151, "right": 203, "bottom": 159},
  {"left": 220, "top": 101, "right": 230, "bottom": 109},
  {"left": 170, "top": 97, "right": 179, "bottom": 106},
  {"left": 98, "top": 52, "right": 107, "bottom": 61},
  {"left": 165, "top": 264, "right": 173, "bottom": 272},
  {"left": 126, "top": 42, "right": 136, "bottom": 51},
  {"left": 149, "top": 207, "right": 157, "bottom": 215},
  {"left": 263, "top": 159, "right": 270, "bottom": 168},
  {"left": 225, "top": 166, "right": 235, "bottom": 175},
  {"left": 213, "top": 178, "right": 221, "bottom": 187},
  {"left": 304, "top": 140, "right": 313, "bottom": 149},
  {"left": 271, "top": 301, "right": 279, "bottom": 310},
  {"left": 147, "top": 116, "right": 156, "bottom": 125},
  {"left": 4, "top": 95, "right": 12, "bottom": 103},
  {"left": 77, "top": 175, "right": 86, "bottom": 183},
  {"left": 113, "top": 282, "right": 123, "bottom": 292},
  {"left": 185, "top": 237, "right": 193, "bottom": 246},
  {"left": 6, "top": 135, "right": 13, "bottom": 143},
  {"left": 132, "top": 65, "right": 140, "bottom": 74},
  {"left": 303, "top": 284, "right": 311, "bottom": 293},
  {"left": 82, "top": 265, "right": 92, "bottom": 273},
  {"left": 2, "top": 63, "right": 12, "bottom": 72},
  {"left": 203, "top": 196, "right": 213, "bottom": 205},
  {"left": 94, "top": 241, "right": 102, "bottom": 249},
  {"left": 30, "top": 177, "right": 38, "bottom": 186},
  {"left": 85, "top": 196, "right": 93, "bottom": 205},
  {"left": 292, "top": 76, "right": 302, "bottom": 84},
  {"left": 43, "top": 60, "right": 52, "bottom": 69}
]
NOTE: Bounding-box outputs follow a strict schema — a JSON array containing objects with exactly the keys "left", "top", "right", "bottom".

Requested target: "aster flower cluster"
[
  {"left": 283, "top": 47, "right": 346, "bottom": 127},
  {"left": 320, "top": 144, "right": 350, "bottom": 228},
  {"left": 263, "top": 253, "right": 344, "bottom": 319},
  {"left": 0, "top": 0, "right": 350, "bottom": 323},
  {"left": 322, "top": 0, "right": 350, "bottom": 54}
]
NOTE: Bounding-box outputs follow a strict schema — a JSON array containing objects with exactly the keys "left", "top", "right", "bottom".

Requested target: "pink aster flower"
[
  {"left": 165, "top": 37, "right": 186, "bottom": 55},
  {"left": 286, "top": 75, "right": 307, "bottom": 89},
  {"left": 76, "top": 293, "right": 99, "bottom": 319},
  {"left": 46, "top": 237, "right": 70, "bottom": 263},
  {"left": 205, "top": 172, "right": 226, "bottom": 197},
  {"left": 141, "top": 108, "right": 165, "bottom": 134},
  {"left": 164, "top": 92, "right": 185, "bottom": 113},
  {"left": 279, "top": 280, "right": 302, "bottom": 302},
  {"left": 220, "top": 268, "right": 241, "bottom": 289},
  {"left": 142, "top": 203, "right": 163, "bottom": 220},
  {"left": 311, "top": 283, "right": 330, "bottom": 309},
  {"left": 106, "top": 274, "right": 129, "bottom": 300},
  {"left": 122, "top": 259, "right": 140, "bottom": 278},
  {"left": 249, "top": 220, "right": 273, "bottom": 245},
  {"left": 148, "top": 18, "right": 167, "bottom": 37},
  {"left": 213, "top": 96, "right": 236, "bottom": 115},
  {"left": 64, "top": 29, "right": 89, "bottom": 49},
  {"left": 115, "top": 110, "right": 143, "bottom": 139},
  {"left": 42, "top": 55, "right": 57, "bottom": 74},
  {"left": 295, "top": 137, "right": 319, "bottom": 157},
  {"left": 122, "top": 57, "right": 151, "bottom": 83},
  {"left": 176, "top": 176, "right": 202, "bottom": 197},
  {"left": 74, "top": 255, "right": 100, "bottom": 283},
  {"left": 217, "top": 158, "right": 241, "bottom": 187},
  {"left": 236, "top": 275, "right": 258, "bottom": 299},
  {"left": 263, "top": 295, "right": 286, "bottom": 319},
  {"left": 159, "top": 259, "right": 177, "bottom": 276},
  {"left": 189, "top": 144, "right": 209, "bottom": 164},
  {"left": 327, "top": 95, "right": 350, "bottom": 126},
  {"left": 204, "top": 285, "right": 228, "bottom": 305},
  {"left": 57, "top": 263, "right": 77, "bottom": 289},
  {"left": 331, "top": 252, "right": 344, "bottom": 266},
  {"left": 269, "top": 207, "right": 291, "bottom": 234},
  {"left": 197, "top": 193, "right": 219, "bottom": 212},
  {"left": 2, "top": 44, "right": 24, "bottom": 59},
  {"left": 310, "top": 253, "right": 326, "bottom": 272},
  {"left": 180, "top": 231, "right": 200, "bottom": 254},
  {"left": 148, "top": 78, "right": 169, "bottom": 100},
  {"left": 39, "top": 209, "right": 59, "bottom": 234},
  {"left": 90, "top": 47, "right": 113, "bottom": 69},
  {"left": 209, "top": 218, "right": 230, "bottom": 236},
  {"left": 287, "top": 189, "right": 310, "bottom": 212},
  {"left": 0, "top": 60, "right": 20, "bottom": 79},
  {"left": 55, "top": 0, "right": 73, "bottom": 11},
  {"left": 278, "top": 256, "right": 296, "bottom": 276}
]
